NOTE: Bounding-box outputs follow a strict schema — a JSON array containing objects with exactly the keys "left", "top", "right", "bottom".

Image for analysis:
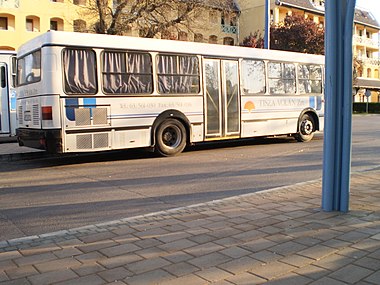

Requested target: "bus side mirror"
[{"left": 0, "top": 66, "right": 6, "bottom": 88}]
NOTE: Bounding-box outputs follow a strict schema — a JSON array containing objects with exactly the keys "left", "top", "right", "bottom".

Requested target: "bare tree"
[
  {"left": 79, "top": 0, "right": 239, "bottom": 38},
  {"left": 240, "top": 30, "right": 264, "bottom": 48}
]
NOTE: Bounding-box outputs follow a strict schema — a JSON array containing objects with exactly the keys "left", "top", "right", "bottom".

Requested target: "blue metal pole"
[
  {"left": 264, "top": 0, "right": 270, "bottom": 49},
  {"left": 322, "top": 0, "right": 355, "bottom": 212},
  {"left": 340, "top": 0, "right": 356, "bottom": 212}
]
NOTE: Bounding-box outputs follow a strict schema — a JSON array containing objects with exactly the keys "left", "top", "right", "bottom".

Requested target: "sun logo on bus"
[{"left": 244, "top": 101, "right": 255, "bottom": 113}]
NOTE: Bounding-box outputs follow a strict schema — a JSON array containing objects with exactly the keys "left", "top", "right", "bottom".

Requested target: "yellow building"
[
  {"left": 0, "top": 0, "right": 89, "bottom": 51},
  {"left": 238, "top": 0, "right": 380, "bottom": 101},
  {"left": 0, "top": 0, "right": 241, "bottom": 50}
]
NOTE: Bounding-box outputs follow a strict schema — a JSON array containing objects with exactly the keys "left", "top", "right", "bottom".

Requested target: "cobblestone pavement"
[{"left": 0, "top": 166, "right": 379, "bottom": 285}]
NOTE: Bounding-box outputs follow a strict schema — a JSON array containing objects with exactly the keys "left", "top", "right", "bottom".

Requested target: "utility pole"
[
  {"left": 322, "top": 0, "right": 356, "bottom": 212},
  {"left": 264, "top": 0, "right": 270, "bottom": 49}
]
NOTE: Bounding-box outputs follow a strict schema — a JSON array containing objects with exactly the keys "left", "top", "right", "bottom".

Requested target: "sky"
[{"left": 355, "top": 0, "right": 380, "bottom": 24}]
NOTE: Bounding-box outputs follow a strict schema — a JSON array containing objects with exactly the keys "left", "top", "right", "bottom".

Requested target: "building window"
[
  {"left": 209, "top": 11, "right": 217, "bottom": 24},
  {"left": 223, "top": 37, "right": 234, "bottom": 46},
  {"left": 221, "top": 12, "right": 227, "bottom": 25},
  {"left": 26, "top": 19, "right": 34, "bottom": 32},
  {"left": 73, "top": 0, "right": 86, "bottom": 5},
  {"left": 50, "top": 20, "right": 58, "bottom": 31},
  {"left": 73, "top": 19, "right": 86, "bottom": 32},
  {"left": 178, "top": 31, "right": 188, "bottom": 41},
  {"left": 209, "top": 35, "right": 218, "bottom": 44},
  {"left": 194, "top": 33, "right": 203, "bottom": 43},
  {"left": 0, "top": 17, "right": 8, "bottom": 30},
  {"left": 367, "top": 68, "right": 372, "bottom": 78},
  {"left": 123, "top": 25, "right": 132, "bottom": 36}
]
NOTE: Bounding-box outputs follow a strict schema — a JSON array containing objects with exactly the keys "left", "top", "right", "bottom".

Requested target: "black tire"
[
  {"left": 155, "top": 119, "right": 187, "bottom": 156},
  {"left": 295, "top": 114, "right": 315, "bottom": 142}
]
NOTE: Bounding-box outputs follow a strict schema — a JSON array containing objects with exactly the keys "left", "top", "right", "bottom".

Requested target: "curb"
[{"left": 0, "top": 151, "right": 48, "bottom": 162}]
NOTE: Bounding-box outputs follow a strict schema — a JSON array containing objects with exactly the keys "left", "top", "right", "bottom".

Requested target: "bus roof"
[{"left": 17, "top": 31, "right": 325, "bottom": 64}]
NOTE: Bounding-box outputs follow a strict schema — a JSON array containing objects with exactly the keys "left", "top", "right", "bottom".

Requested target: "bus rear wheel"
[
  {"left": 295, "top": 114, "right": 315, "bottom": 142},
  {"left": 155, "top": 119, "right": 187, "bottom": 156}
]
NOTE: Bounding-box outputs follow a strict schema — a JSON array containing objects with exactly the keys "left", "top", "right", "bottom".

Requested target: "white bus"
[
  {"left": 16, "top": 31, "right": 324, "bottom": 156},
  {"left": 0, "top": 50, "right": 17, "bottom": 138}
]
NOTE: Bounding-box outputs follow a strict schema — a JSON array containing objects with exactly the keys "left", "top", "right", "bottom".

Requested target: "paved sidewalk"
[
  {"left": 0, "top": 167, "right": 379, "bottom": 284},
  {"left": 0, "top": 141, "right": 46, "bottom": 161}
]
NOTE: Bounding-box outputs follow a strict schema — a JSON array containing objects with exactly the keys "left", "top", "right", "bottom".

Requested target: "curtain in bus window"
[
  {"left": 103, "top": 51, "right": 128, "bottom": 94},
  {"left": 157, "top": 55, "right": 178, "bottom": 93},
  {"left": 64, "top": 49, "right": 97, "bottom": 94},
  {"left": 178, "top": 56, "right": 199, "bottom": 93},
  {"left": 103, "top": 52, "right": 152, "bottom": 94},
  {"left": 126, "top": 53, "right": 152, "bottom": 94},
  {"left": 241, "top": 60, "right": 265, "bottom": 94},
  {"left": 157, "top": 54, "right": 199, "bottom": 94}
]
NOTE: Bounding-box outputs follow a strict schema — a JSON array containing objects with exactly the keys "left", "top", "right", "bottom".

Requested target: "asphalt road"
[{"left": 1, "top": 114, "right": 379, "bottom": 241}]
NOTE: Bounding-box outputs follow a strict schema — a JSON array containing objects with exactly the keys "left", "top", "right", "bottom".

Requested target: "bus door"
[
  {"left": 203, "top": 59, "right": 240, "bottom": 139},
  {"left": 0, "top": 62, "right": 10, "bottom": 135}
]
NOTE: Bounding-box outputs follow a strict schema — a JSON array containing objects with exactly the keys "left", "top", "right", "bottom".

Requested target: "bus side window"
[
  {"left": 11, "top": 56, "right": 16, "bottom": 87},
  {"left": 0, "top": 66, "right": 6, "bottom": 88},
  {"left": 241, "top": 59, "right": 265, "bottom": 94},
  {"left": 157, "top": 54, "right": 200, "bottom": 94},
  {"left": 298, "top": 64, "right": 322, "bottom": 94},
  {"left": 268, "top": 62, "right": 296, "bottom": 94},
  {"left": 63, "top": 48, "right": 97, "bottom": 95},
  {"left": 102, "top": 51, "right": 153, "bottom": 94}
]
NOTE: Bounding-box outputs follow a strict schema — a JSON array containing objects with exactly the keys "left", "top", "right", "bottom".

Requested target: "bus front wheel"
[
  {"left": 295, "top": 114, "right": 315, "bottom": 142},
  {"left": 155, "top": 119, "right": 187, "bottom": 156}
]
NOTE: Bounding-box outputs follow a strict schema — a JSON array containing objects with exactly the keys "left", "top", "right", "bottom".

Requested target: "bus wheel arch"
[
  {"left": 152, "top": 110, "right": 190, "bottom": 156},
  {"left": 295, "top": 110, "right": 319, "bottom": 142}
]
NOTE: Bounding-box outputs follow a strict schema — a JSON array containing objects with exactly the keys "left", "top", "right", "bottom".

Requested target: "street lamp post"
[{"left": 264, "top": 0, "right": 270, "bottom": 49}]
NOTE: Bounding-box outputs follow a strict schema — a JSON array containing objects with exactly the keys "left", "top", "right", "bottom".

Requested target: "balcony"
[
  {"left": 353, "top": 35, "right": 379, "bottom": 49},
  {"left": 357, "top": 56, "right": 380, "bottom": 67},
  {"left": 0, "top": 0, "right": 19, "bottom": 8},
  {"left": 222, "top": 24, "right": 238, "bottom": 35}
]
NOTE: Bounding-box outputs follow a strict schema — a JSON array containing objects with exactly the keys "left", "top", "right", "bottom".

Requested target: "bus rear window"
[
  {"left": 63, "top": 48, "right": 97, "bottom": 94},
  {"left": 17, "top": 50, "right": 41, "bottom": 86}
]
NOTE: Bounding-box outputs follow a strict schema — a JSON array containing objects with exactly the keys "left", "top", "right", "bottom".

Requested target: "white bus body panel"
[
  {"left": 61, "top": 96, "right": 204, "bottom": 152},
  {"left": 0, "top": 51, "right": 17, "bottom": 137},
  {"left": 241, "top": 95, "right": 324, "bottom": 137}
]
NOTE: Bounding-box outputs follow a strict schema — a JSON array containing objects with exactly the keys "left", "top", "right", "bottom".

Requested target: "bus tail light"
[{"left": 41, "top": 106, "right": 53, "bottom": 120}]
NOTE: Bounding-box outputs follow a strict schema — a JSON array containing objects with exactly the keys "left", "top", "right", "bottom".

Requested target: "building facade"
[
  {"left": 0, "top": 0, "right": 88, "bottom": 51},
  {"left": 105, "top": 0, "right": 240, "bottom": 46},
  {"left": 0, "top": 0, "right": 240, "bottom": 50},
  {"left": 238, "top": 0, "right": 380, "bottom": 102}
]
